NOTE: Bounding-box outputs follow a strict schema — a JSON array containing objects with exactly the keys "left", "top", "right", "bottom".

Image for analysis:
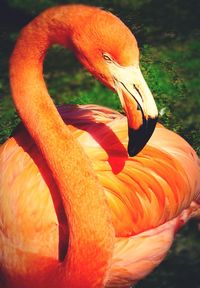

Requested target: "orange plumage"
[{"left": 0, "top": 4, "right": 200, "bottom": 288}]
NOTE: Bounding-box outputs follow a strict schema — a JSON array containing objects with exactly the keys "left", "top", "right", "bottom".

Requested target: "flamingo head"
[{"left": 71, "top": 7, "right": 158, "bottom": 156}]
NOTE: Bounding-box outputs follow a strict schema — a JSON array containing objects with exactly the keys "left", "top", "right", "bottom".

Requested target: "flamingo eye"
[{"left": 103, "top": 53, "right": 113, "bottom": 63}]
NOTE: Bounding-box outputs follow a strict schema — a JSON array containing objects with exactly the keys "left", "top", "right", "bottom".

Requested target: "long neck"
[{"left": 10, "top": 5, "right": 114, "bottom": 287}]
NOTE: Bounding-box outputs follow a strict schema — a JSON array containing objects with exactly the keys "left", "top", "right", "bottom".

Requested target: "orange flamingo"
[{"left": 0, "top": 4, "right": 200, "bottom": 288}]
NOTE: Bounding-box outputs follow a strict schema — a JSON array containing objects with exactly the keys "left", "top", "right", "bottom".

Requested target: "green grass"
[
  {"left": 137, "top": 220, "right": 200, "bottom": 288},
  {"left": 1, "top": 41, "right": 199, "bottom": 154},
  {"left": 141, "top": 40, "right": 200, "bottom": 154}
]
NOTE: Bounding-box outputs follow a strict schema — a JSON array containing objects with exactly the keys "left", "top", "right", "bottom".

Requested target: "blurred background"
[{"left": 0, "top": 0, "right": 200, "bottom": 287}]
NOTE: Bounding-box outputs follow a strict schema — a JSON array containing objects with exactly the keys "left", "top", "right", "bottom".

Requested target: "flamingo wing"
[
  {"left": 0, "top": 104, "right": 199, "bottom": 287},
  {"left": 60, "top": 105, "right": 200, "bottom": 286}
]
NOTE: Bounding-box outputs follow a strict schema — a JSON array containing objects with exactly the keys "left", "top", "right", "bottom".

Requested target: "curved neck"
[{"left": 10, "top": 5, "right": 114, "bottom": 287}]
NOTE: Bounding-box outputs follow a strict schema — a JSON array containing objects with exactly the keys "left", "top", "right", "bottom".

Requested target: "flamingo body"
[
  {"left": 1, "top": 4, "right": 200, "bottom": 287},
  {"left": 1, "top": 104, "right": 200, "bottom": 287}
]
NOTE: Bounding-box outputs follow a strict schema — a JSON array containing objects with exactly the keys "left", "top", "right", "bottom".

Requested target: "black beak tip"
[
  {"left": 128, "top": 145, "right": 140, "bottom": 157},
  {"left": 128, "top": 116, "right": 158, "bottom": 157}
]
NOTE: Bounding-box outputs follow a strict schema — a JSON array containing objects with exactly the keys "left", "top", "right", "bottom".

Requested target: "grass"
[{"left": 1, "top": 41, "right": 199, "bottom": 153}]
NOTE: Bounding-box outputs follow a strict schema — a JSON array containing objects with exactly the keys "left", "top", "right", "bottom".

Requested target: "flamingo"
[{"left": 0, "top": 4, "right": 200, "bottom": 288}]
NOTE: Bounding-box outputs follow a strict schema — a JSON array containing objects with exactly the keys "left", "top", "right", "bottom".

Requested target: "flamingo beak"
[{"left": 113, "top": 66, "right": 158, "bottom": 156}]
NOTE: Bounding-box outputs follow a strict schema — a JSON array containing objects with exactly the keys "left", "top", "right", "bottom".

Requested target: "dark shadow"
[
  {"left": 137, "top": 0, "right": 200, "bottom": 43},
  {"left": 58, "top": 104, "right": 128, "bottom": 174},
  {"left": 98, "top": 0, "right": 200, "bottom": 45},
  {"left": 0, "top": 0, "right": 30, "bottom": 29}
]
